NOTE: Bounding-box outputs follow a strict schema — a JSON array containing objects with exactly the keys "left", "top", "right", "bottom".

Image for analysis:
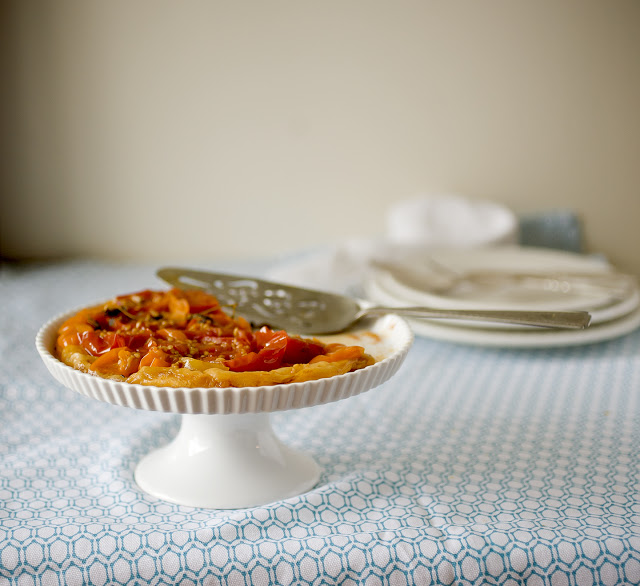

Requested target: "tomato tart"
[{"left": 55, "top": 288, "right": 375, "bottom": 388}]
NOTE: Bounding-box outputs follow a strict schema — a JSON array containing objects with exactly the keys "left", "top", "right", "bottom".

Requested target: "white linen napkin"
[{"left": 269, "top": 194, "right": 518, "bottom": 293}]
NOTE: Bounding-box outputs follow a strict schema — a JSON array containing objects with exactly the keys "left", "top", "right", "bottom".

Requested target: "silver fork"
[{"left": 372, "top": 258, "right": 637, "bottom": 299}]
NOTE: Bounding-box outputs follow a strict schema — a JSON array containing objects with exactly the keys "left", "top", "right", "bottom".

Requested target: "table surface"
[{"left": 1, "top": 259, "right": 639, "bottom": 585}]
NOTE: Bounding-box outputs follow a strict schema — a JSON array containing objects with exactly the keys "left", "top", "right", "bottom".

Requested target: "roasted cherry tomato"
[
  {"left": 253, "top": 327, "right": 324, "bottom": 365},
  {"left": 226, "top": 331, "right": 288, "bottom": 372},
  {"left": 282, "top": 336, "right": 325, "bottom": 364},
  {"left": 80, "top": 331, "right": 126, "bottom": 356},
  {"left": 139, "top": 346, "right": 171, "bottom": 368},
  {"left": 182, "top": 289, "right": 220, "bottom": 314}
]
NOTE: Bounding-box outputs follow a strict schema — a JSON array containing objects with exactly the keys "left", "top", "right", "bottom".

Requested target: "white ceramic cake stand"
[{"left": 37, "top": 312, "right": 413, "bottom": 509}]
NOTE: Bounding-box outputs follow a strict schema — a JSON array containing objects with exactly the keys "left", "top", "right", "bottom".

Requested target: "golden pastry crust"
[{"left": 55, "top": 288, "right": 374, "bottom": 388}]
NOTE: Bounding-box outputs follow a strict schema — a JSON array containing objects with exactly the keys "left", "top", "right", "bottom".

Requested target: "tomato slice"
[
  {"left": 310, "top": 345, "right": 365, "bottom": 363},
  {"left": 226, "top": 329, "right": 325, "bottom": 371},
  {"left": 254, "top": 326, "right": 278, "bottom": 348},
  {"left": 89, "top": 348, "right": 122, "bottom": 373},
  {"left": 157, "top": 328, "right": 188, "bottom": 341},
  {"left": 282, "top": 336, "right": 325, "bottom": 364},
  {"left": 90, "top": 348, "right": 141, "bottom": 377},
  {"left": 127, "top": 332, "right": 152, "bottom": 351},
  {"left": 79, "top": 331, "right": 128, "bottom": 356},
  {"left": 183, "top": 289, "right": 220, "bottom": 314},
  {"left": 139, "top": 346, "right": 171, "bottom": 368},
  {"left": 226, "top": 331, "right": 288, "bottom": 372}
]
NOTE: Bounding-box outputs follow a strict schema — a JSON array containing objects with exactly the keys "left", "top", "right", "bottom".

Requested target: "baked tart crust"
[{"left": 55, "top": 288, "right": 374, "bottom": 388}]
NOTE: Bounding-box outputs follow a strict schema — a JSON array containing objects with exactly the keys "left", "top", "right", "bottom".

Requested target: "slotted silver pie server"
[{"left": 157, "top": 267, "right": 591, "bottom": 335}]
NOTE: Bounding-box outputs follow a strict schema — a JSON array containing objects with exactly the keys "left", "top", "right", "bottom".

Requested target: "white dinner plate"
[
  {"left": 364, "top": 246, "right": 640, "bottom": 346},
  {"left": 366, "top": 268, "right": 640, "bottom": 329},
  {"left": 368, "top": 246, "right": 623, "bottom": 312},
  {"left": 366, "top": 246, "right": 638, "bottom": 328}
]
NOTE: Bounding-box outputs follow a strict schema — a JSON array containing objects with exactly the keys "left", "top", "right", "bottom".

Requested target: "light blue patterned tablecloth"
[{"left": 1, "top": 260, "right": 639, "bottom": 585}]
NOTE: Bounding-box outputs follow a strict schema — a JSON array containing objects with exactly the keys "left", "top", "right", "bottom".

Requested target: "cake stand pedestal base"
[{"left": 135, "top": 413, "right": 320, "bottom": 509}]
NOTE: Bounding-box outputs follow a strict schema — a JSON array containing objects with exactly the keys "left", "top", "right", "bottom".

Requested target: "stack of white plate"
[{"left": 364, "top": 246, "right": 640, "bottom": 348}]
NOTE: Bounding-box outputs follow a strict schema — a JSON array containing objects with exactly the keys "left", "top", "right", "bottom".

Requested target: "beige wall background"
[{"left": 3, "top": 1, "right": 640, "bottom": 272}]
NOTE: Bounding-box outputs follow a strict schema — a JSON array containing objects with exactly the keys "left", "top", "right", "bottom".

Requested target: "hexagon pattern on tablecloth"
[{"left": 1, "top": 261, "right": 640, "bottom": 585}]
